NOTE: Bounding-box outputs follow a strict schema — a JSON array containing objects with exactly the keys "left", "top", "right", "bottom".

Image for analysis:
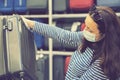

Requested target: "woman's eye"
[
  {"left": 86, "top": 27, "right": 93, "bottom": 33},
  {"left": 89, "top": 30, "right": 93, "bottom": 33}
]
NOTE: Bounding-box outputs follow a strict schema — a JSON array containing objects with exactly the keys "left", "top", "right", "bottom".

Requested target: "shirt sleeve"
[{"left": 30, "top": 21, "right": 83, "bottom": 47}]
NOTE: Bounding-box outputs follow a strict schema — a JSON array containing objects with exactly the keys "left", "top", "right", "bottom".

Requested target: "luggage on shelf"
[
  {"left": 53, "top": 56, "right": 65, "bottom": 80},
  {"left": 26, "top": 0, "right": 48, "bottom": 14},
  {"left": 13, "top": 0, "right": 27, "bottom": 14},
  {"left": 1, "top": 15, "right": 37, "bottom": 80},
  {"left": 64, "top": 56, "right": 71, "bottom": 76},
  {"left": 96, "top": 0, "right": 120, "bottom": 12},
  {"left": 36, "top": 54, "right": 49, "bottom": 80},
  {"left": 34, "top": 32, "right": 44, "bottom": 50},
  {"left": 0, "top": 0, "right": 13, "bottom": 14},
  {"left": 53, "top": 0, "right": 68, "bottom": 13},
  {"left": 69, "top": 0, "right": 94, "bottom": 12},
  {"left": 31, "top": 18, "right": 45, "bottom": 50}
]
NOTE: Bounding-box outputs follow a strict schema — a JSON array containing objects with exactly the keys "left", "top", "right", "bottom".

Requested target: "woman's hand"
[{"left": 21, "top": 16, "right": 35, "bottom": 29}]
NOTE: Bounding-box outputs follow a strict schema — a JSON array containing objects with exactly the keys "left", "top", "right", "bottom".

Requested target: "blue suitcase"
[
  {"left": 31, "top": 18, "right": 45, "bottom": 50},
  {"left": 0, "top": 0, "right": 13, "bottom": 14},
  {"left": 34, "top": 32, "right": 44, "bottom": 50},
  {"left": 96, "top": 0, "right": 120, "bottom": 12},
  {"left": 14, "top": 0, "right": 27, "bottom": 14}
]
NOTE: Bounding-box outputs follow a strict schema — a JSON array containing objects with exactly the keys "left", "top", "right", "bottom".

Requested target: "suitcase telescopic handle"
[{"left": 3, "top": 18, "right": 13, "bottom": 31}]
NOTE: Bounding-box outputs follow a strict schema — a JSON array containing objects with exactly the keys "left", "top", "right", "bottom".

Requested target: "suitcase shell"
[
  {"left": 0, "top": 0, "right": 13, "bottom": 14},
  {"left": 69, "top": 0, "right": 94, "bottom": 12},
  {"left": 36, "top": 54, "right": 49, "bottom": 80},
  {"left": 3, "top": 16, "right": 37, "bottom": 80},
  {"left": 53, "top": 0, "right": 68, "bottom": 13},
  {"left": 96, "top": 0, "right": 120, "bottom": 12},
  {"left": 34, "top": 32, "right": 44, "bottom": 50},
  {"left": 31, "top": 18, "right": 45, "bottom": 50},
  {"left": 64, "top": 56, "right": 71, "bottom": 76},
  {"left": 14, "top": 0, "right": 27, "bottom": 14},
  {"left": 27, "top": 0, "right": 48, "bottom": 14},
  {"left": 53, "top": 56, "right": 65, "bottom": 80},
  {"left": 0, "top": 17, "right": 6, "bottom": 77}
]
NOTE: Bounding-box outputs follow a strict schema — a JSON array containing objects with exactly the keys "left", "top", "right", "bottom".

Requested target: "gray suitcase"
[
  {"left": 53, "top": 56, "right": 65, "bottom": 80},
  {"left": 53, "top": 0, "right": 68, "bottom": 13},
  {"left": 0, "top": 17, "right": 6, "bottom": 78},
  {"left": 36, "top": 54, "right": 49, "bottom": 80},
  {"left": 96, "top": 0, "right": 120, "bottom": 12},
  {"left": 27, "top": 0, "right": 48, "bottom": 14},
  {"left": 2, "top": 15, "right": 37, "bottom": 80}
]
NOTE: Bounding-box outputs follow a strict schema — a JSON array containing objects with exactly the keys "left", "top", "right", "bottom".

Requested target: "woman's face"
[{"left": 83, "top": 14, "right": 103, "bottom": 42}]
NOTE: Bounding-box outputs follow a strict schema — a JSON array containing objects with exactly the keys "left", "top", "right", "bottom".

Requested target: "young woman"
[{"left": 22, "top": 6, "right": 120, "bottom": 80}]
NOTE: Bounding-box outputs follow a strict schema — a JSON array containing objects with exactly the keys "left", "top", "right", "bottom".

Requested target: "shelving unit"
[
  {"left": 1, "top": 0, "right": 120, "bottom": 80},
  {"left": 1, "top": 1, "right": 120, "bottom": 80}
]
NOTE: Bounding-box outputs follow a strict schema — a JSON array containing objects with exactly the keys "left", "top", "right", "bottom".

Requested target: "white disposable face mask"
[{"left": 83, "top": 30, "right": 96, "bottom": 42}]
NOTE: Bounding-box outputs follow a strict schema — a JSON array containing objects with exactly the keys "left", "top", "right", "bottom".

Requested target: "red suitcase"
[
  {"left": 69, "top": 0, "right": 94, "bottom": 12},
  {"left": 80, "top": 22, "right": 85, "bottom": 31},
  {"left": 64, "top": 56, "right": 71, "bottom": 76}
]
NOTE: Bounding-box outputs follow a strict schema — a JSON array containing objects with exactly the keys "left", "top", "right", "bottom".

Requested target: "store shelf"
[
  {"left": 37, "top": 50, "right": 73, "bottom": 56},
  {"left": 23, "top": 14, "right": 49, "bottom": 18},
  {"left": 52, "top": 13, "right": 88, "bottom": 19},
  {"left": 0, "top": 14, "right": 49, "bottom": 18}
]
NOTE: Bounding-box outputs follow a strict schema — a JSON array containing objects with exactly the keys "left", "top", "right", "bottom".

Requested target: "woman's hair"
[{"left": 80, "top": 6, "right": 120, "bottom": 80}]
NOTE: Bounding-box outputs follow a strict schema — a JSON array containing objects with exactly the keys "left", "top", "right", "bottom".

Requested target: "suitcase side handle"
[{"left": 3, "top": 18, "right": 13, "bottom": 31}]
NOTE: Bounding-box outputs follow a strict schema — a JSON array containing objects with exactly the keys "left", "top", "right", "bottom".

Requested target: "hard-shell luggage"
[
  {"left": 14, "top": 0, "right": 27, "bottom": 14},
  {"left": 32, "top": 18, "right": 45, "bottom": 50},
  {"left": 2, "top": 15, "right": 37, "bottom": 80},
  {"left": 96, "top": 0, "right": 120, "bottom": 12},
  {"left": 69, "top": 0, "right": 94, "bottom": 12},
  {"left": 34, "top": 32, "right": 44, "bottom": 50},
  {"left": 27, "top": 0, "right": 48, "bottom": 14},
  {"left": 53, "top": 0, "right": 68, "bottom": 13},
  {"left": 36, "top": 54, "right": 49, "bottom": 80},
  {"left": 64, "top": 56, "right": 71, "bottom": 76},
  {"left": 53, "top": 56, "right": 65, "bottom": 80},
  {"left": 0, "top": 17, "right": 6, "bottom": 78},
  {"left": 0, "top": 0, "right": 13, "bottom": 14},
  {"left": 80, "top": 22, "right": 85, "bottom": 31}
]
